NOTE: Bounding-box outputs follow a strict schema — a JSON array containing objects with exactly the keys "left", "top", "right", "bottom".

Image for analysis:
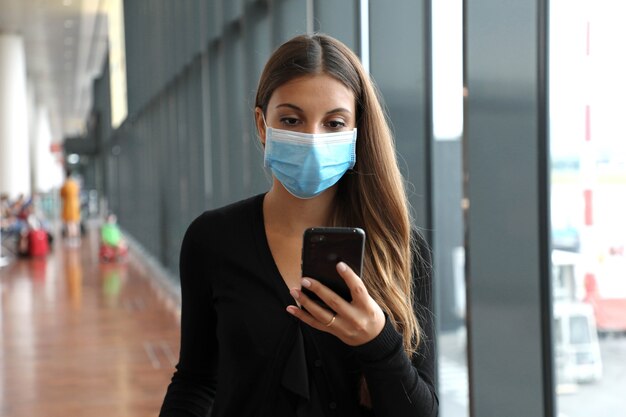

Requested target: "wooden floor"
[{"left": 0, "top": 225, "right": 181, "bottom": 417}]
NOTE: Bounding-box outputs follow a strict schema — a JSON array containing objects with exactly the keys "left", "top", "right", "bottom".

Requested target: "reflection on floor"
[{"left": 0, "top": 225, "right": 180, "bottom": 417}]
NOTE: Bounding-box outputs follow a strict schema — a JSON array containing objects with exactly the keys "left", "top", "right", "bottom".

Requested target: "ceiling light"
[
  {"left": 64, "top": 37, "right": 74, "bottom": 45},
  {"left": 63, "top": 0, "right": 73, "bottom": 6},
  {"left": 64, "top": 20, "right": 74, "bottom": 29}
]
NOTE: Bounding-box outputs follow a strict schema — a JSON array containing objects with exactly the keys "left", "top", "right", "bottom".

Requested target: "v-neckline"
[{"left": 253, "top": 193, "right": 300, "bottom": 308}]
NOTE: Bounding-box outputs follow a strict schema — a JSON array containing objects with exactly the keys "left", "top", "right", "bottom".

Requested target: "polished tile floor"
[{"left": 0, "top": 226, "right": 181, "bottom": 417}]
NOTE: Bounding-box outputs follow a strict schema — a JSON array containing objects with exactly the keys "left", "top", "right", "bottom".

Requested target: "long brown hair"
[{"left": 255, "top": 32, "right": 422, "bottom": 386}]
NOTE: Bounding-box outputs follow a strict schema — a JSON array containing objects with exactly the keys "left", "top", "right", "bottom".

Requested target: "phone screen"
[{"left": 301, "top": 227, "right": 365, "bottom": 306}]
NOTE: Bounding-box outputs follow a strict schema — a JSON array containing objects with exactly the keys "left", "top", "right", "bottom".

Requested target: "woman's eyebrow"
[
  {"left": 275, "top": 103, "right": 352, "bottom": 115},
  {"left": 275, "top": 103, "right": 303, "bottom": 112},
  {"left": 326, "top": 107, "right": 352, "bottom": 115}
]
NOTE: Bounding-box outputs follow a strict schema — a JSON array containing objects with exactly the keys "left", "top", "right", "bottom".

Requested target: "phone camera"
[{"left": 312, "top": 235, "right": 325, "bottom": 243}]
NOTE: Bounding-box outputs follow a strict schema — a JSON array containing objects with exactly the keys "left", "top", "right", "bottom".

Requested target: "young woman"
[{"left": 159, "top": 33, "right": 438, "bottom": 417}]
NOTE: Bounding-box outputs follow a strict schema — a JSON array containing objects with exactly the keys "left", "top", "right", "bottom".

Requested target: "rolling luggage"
[{"left": 28, "top": 229, "right": 50, "bottom": 257}]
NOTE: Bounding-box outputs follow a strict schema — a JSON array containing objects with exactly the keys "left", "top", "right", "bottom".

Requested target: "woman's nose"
[{"left": 304, "top": 123, "right": 324, "bottom": 134}]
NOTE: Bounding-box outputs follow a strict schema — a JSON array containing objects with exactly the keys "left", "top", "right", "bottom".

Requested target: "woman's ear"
[{"left": 254, "top": 107, "right": 266, "bottom": 146}]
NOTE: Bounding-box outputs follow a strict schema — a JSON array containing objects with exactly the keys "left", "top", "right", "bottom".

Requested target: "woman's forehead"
[{"left": 268, "top": 74, "right": 355, "bottom": 113}]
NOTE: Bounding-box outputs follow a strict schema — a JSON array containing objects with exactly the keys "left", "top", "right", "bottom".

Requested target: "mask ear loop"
[
  {"left": 261, "top": 112, "right": 268, "bottom": 129},
  {"left": 260, "top": 112, "right": 271, "bottom": 144},
  {"left": 258, "top": 111, "right": 269, "bottom": 150}
]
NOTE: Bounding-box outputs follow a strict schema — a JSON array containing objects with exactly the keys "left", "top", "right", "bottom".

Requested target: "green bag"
[{"left": 101, "top": 223, "right": 122, "bottom": 247}]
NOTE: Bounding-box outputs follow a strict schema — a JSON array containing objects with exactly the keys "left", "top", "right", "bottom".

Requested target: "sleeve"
[
  {"left": 353, "top": 231, "right": 439, "bottom": 417},
  {"left": 159, "top": 214, "right": 218, "bottom": 417}
]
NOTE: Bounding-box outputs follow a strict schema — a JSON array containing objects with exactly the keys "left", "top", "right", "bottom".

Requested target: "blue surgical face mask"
[{"left": 263, "top": 118, "right": 357, "bottom": 199}]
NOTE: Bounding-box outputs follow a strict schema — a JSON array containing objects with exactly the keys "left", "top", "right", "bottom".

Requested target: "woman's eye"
[
  {"left": 280, "top": 117, "right": 300, "bottom": 126},
  {"left": 326, "top": 120, "right": 346, "bottom": 129}
]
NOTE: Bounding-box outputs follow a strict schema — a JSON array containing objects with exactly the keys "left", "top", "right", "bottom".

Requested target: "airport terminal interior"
[{"left": 1, "top": 1, "right": 625, "bottom": 416}]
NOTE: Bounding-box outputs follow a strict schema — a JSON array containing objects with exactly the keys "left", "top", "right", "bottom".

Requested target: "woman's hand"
[{"left": 286, "top": 262, "right": 386, "bottom": 346}]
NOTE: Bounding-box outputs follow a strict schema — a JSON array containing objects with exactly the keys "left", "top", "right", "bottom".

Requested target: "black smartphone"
[{"left": 301, "top": 227, "right": 366, "bottom": 307}]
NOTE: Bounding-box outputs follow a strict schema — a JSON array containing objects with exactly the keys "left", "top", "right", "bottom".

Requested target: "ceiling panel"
[{"left": 0, "top": 0, "right": 109, "bottom": 142}]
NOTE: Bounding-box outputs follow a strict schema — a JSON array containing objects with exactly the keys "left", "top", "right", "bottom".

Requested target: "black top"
[{"left": 159, "top": 194, "right": 438, "bottom": 417}]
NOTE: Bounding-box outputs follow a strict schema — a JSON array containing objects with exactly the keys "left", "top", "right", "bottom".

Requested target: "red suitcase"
[{"left": 28, "top": 229, "right": 50, "bottom": 257}]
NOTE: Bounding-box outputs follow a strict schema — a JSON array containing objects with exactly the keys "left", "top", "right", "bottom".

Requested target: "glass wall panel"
[
  {"left": 550, "top": 1, "right": 626, "bottom": 416},
  {"left": 243, "top": 1, "right": 272, "bottom": 195},
  {"left": 313, "top": 0, "right": 358, "bottom": 50},
  {"left": 224, "top": 26, "right": 247, "bottom": 203},
  {"left": 464, "top": 0, "right": 552, "bottom": 415},
  {"left": 208, "top": 41, "right": 228, "bottom": 208},
  {"left": 431, "top": 0, "right": 468, "bottom": 416},
  {"left": 272, "top": 0, "right": 308, "bottom": 44}
]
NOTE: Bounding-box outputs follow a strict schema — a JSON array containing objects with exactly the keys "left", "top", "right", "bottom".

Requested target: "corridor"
[{"left": 0, "top": 224, "right": 180, "bottom": 417}]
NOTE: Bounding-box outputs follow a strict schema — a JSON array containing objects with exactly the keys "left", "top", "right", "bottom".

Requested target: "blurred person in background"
[
  {"left": 60, "top": 169, "right": 81, "bottom": 246},
  {"left": 99, "top": 213, "right": 128, "bottom": 262}
]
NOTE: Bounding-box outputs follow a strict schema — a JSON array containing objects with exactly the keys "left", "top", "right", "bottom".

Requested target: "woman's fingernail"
[
  {"left": 337, "top": 262, "right": 347, "bottom": 272},
  {"left": 301, "top": 278, "right": 311, "bottom": 288},
  {"left": 286, "top": 306, "right": 298, "bottom": 315},
  {"left": 290, "top": 288, "right": 299, "bottom": 299}
]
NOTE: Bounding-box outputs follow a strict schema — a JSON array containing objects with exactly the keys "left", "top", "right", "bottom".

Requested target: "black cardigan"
[{"left": 159, "top": 193, "right": 438, "bottom": 417}]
